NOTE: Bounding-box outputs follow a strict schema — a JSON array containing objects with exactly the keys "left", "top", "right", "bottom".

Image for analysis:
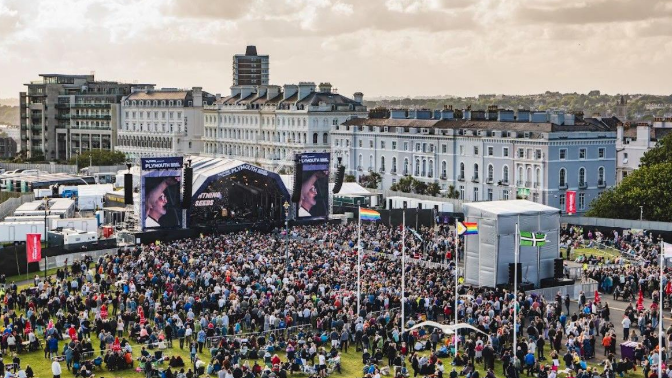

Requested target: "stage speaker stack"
[
  {"left": 553, "top": 258, "right": 564, "bottom": 279},
  {"left": 182, "top": 166, "right": 193, "bottom": 209},
  {"left": 124, "top": 174, "right": 133, "bottom": 205},
  {"left": 291, "top": 161, "right": 303, "bottom": 203},
  {"left": 508, "top": 263, "right": 522, "bottom": 285},
  {"left": 332, "top": 158, "right": 345, "bottom": 194}
]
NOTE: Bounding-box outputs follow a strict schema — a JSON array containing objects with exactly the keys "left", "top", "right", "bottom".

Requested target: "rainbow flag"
[
  {"left": 457, "top": 221, "right": 478, "bottom": 235},
  {"left": 360, "top": 208, "right": 381, "bottom": 221}
]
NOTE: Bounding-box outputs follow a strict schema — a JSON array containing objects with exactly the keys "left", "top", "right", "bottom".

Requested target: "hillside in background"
[
  {"left": 364, "top": 92, "right": 672, "bottom": 121},
  {"left": 0, "top": 98, "right": 19, "bottom": 107},
  {"left": 0, "top": 105, "right": 18, "bottom": 126}
]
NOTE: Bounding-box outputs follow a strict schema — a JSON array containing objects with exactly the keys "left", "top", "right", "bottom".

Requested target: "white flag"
[{"left": 664, "top": 242, "right": 672, "bottom": 258}]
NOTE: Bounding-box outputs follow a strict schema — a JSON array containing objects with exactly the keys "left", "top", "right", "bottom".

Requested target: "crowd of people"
[{"left": 0, "top": 223, "right": 669, "bottom": 378}]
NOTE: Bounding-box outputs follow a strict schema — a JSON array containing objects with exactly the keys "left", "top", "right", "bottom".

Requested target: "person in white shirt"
[
  {"left": 52, "top": 360, "right": 62, "bottom": 378},
  {"left": 622, "top": 315, "right": 631, "bottom": 340}
]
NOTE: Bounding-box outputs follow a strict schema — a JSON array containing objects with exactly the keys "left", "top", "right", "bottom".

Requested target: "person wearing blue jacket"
[{"left": 524, "top": 350, "right": 535, "bottom": 376}]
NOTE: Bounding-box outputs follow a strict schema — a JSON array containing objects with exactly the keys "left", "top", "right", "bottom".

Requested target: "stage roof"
[{"left": 464, "top": 199, "right": 559, "bottom": 216}]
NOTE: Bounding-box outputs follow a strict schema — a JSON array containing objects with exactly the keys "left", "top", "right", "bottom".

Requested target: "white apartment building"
[
  {"left": 616, "top": 117, "right": 672, "bottom": 182},
  {"left": 202, "top": 82, "right": 367, "bottom": 170},
  {"left": 117, "top": 87, "right": 215, "bottom": 160}
]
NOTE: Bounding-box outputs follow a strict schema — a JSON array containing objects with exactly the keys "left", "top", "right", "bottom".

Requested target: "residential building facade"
[
  {"left": 0, "top": 137, "right": 17, "bottom": 158},
  {"left": 202, "top": 82, "right": 367, "bottom": 170},
  {"left": 332, "top": 108, "right": 617, "bottom": 213},
  {"left": 117, "top": 87, "right": 216, "bottom": 160},
  {"left": 19, "top": 74, "right": 149, "bottom": 160},
  {"left": 616, "top": 117, "right": 672, "bottom": 182},
  {"left": 233, "top": 46, "right": 269, "bottom": 86}
]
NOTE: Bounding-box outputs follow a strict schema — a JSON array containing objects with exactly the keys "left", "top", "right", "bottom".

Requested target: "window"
[
  {"left": 404, "top": 142, "right": 408, "bottom": 151},
  {"left": 473, "top": 163, "right": 479, "bottom": 180},
  {"left": 380, "top": 156, "right": 385, "bottom": 170},
  {"left": 599, "top": 148, "right": 605, "bottom": 159},
  {"left": 503, "top": 166, "right": 509, "bottom": 183},
  {"left": 487, "top": 165, "right": 494, "bottom": 182},
  {"left": 559, "top": 194, "right": 566, "bottom": 210},
  {"left": 473, "top": 187, "right": 479, "bottom": 201},
  {"left": 487, "top": 146, "right": 494, "bottom": 156},
  {"left": 441, "top": 161, "right": 447, "bottom": 177},
  {"left": 579, "top": 193, "right": 585, "bottom": 210},
  {"left": 459, "top": 163, "right": 465, "bottom": 178},
  {"left": 579, "top": 168, "right": 586, "bottom": 185},
  {"left": 392, "top": 141, "right": 397, "bottom": 150},
  {"left": 370, "top": 140, "right": 374, "bottom": 148},
  {"left": 560, "top": 149, "right": 567, "bottom": 160},
  {"left": 392, "top": 157, "right": 397, "bottom": 173},
  {"left": 518, "top": 148, "right": 524, "bottom": 158},
  {"left": 579, "top": 148, "right": 586, "bottom": 159},
  {"left": 459, "top": 185, "right": 465, "bottom": 200},
  {"left": 442, "top": 144, "right": 447, "bottom": 153},
  {"left": 503, "top": 189, "right": 509, "bottom": 200},
  {"left": 535, "top": 149, "right": 542, "bottom": 160},
  {"left": 416, "top": 143, "right": 421, "bottom": 152},
  {"left": 415, "top": 159, "right": 420, "bottom": 176},
  {"left": 598, "top": 167, "right": 605, "bottom": 184},
  {"left": 559, "top": 168, "right": 566, "bottom": 186},
  {"left": 535, "top": 168, "right": 541, "bottom": 187},
  {"left": 503, "top": 147, "right": 509, "bottom": 157},
  {"left": 474, "top": 146, "right": 479, "bottom": 156},
  {"left": 460, "top": 145, "right": 464, "bottom": 155},
  {"left": 381, "top": 141, "right": 385, "bottom": 149},
  {"left": 422, "top": 143, "right": 427, "bottom": 152},
  {"left": 487, "top": 188, "right": 493, "bottom": 201},
  {"left": 313, "top": 133, "right": 318, "bottom": 144},
  {"left": 404, "top": 159, "right": 409, "bottom": 175},
  {"left": 358, "top": 140, "right": 362, "bottom": 148}
]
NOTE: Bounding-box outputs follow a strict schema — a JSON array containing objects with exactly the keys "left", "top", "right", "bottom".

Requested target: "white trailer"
[
  {"left": 50, "top": 217, "right": 98, "bottom": 232},
  {"left": 386, "top": 196, "right": 454, "bottom": 212},
  {"left": 62, "top": 229, "right": 98, "bottom": 245},
  {"left": 0, "top": 221, "right": 45, "bottom": 243}
]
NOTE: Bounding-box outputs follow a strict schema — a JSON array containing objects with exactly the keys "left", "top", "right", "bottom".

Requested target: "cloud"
[{"left": 516, "top": 0, "right": 672, "bottom": 24}]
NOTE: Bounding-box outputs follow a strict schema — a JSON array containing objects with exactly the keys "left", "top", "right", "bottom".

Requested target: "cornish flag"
[{"left": 520, "top": 231, "right": 547, "bottom": 247}]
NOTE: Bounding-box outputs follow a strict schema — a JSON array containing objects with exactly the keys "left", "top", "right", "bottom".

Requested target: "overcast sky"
[{"left": 1, "top": 0, "right": 672, "bottom": 100}]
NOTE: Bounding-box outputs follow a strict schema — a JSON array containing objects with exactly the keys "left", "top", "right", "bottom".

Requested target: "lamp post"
[
  {"left": 283, "top": 201, "right": 290, "bottom": 269},
  {"left": 640, "top": 206, "right": 643, "bottom": 222}
]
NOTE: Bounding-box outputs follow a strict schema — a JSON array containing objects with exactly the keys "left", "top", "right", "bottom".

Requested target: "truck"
[{"left": 0, "top": 221, "right": 45, "bottom": 244}]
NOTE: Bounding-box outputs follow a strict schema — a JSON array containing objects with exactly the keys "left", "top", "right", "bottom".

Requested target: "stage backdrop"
[
  {"left": 296, "top": 153, "right": 330, "bottom": 220},
  {"left": 140, "top": 157, "right": 183, "bottom": 231}
]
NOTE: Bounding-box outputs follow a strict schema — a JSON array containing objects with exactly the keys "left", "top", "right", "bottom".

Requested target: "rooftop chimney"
[
  {"left": 245, "top": 45, "right": 258, "bottom": 56},
  {"left": 353, "top": 92, "right": 363, "bottom": 103},
  {"left": 318, "top": 82, "right": 332, "bottom": 93}
]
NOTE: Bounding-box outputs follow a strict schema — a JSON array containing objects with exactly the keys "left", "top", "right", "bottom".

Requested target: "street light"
[
  {"left": 640, "top": 206, "right": 643, "bottom": 222},
  {"left": 283, "top": 201, "right": 290, "bottom": 269}
]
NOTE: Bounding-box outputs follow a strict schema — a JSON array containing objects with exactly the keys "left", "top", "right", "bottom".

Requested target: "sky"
[{"left": 1, "top": 0, "right": 672, "bottom": 100}]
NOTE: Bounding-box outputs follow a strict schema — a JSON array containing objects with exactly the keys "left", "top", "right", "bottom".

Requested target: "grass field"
[
  {"left": 6, "top": 332, "right": 641, "bottom": 378},
  {"left": 561, "top": 246, "right": 623, "bottom": 262}
]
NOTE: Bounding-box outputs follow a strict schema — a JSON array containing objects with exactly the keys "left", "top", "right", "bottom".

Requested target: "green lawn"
[
  {"left": 561, "top": 246, "right": 623, "bottom": 262},
  {"left": 6, "top": 333, "right": 640, "bottom": 378}
]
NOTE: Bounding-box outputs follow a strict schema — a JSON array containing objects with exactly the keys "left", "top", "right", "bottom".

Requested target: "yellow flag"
[{"left": 156, "top": 240, "right": 161, "bottom": 245}]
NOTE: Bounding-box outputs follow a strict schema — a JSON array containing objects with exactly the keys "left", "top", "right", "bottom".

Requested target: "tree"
[
  {"left": 344, "top": 174, "right": 356, "bottom": 183},
  {"left": 426, "top": 183, "right": 441, "bottom": 197},
  {"left": 586, "top": 162, "right": 672, "bottom": 221},
  {"left": 359, "top": 172, "right": 382, "bottom": 189},
  {"left": 640, "top": 132, "right": 672, "bottom": 167},
  {"left": 395, "top": 176, "right": 415, "bottom": 193},
  {"left": 68, "top": 150, "right": 127, "bottom": 169},
  {"left": 413, "top": 181, "right": 428, "bottom": 195},
  {"left": 445, "top": 185, "right": 460, "bottom": 199}
]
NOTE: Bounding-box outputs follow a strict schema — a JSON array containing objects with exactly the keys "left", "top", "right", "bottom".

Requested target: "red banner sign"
[
  {"left": 566, "top": 190, "right": 576, "bottom": 215},
  {"left": 26, "top": 233, "right": 42, "bottom": 263}
]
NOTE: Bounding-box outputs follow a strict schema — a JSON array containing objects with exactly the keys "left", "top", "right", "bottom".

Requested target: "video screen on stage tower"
[
  {"left": 141, "top": 157, "right": 183, "bottom": 230},
  {"left": 297, "top": 152, "right": 330, "bottom": 220}
]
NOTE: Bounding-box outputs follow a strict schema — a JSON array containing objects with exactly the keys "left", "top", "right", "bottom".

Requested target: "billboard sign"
[
  {"left": 297, "top": 153, "right": 330, "bottom": 219},
  {"left": 141, "top": 157, "right": 183, "bottom": 230}
]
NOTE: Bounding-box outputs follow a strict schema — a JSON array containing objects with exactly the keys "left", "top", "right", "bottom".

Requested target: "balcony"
[
  {"left": 457, "top": 175, "right": 465, "bottom": 182},
  {"left": 471, "top": 176, "right": 479, "bottom": 183},
  {"left": 516, "top": 180, "right": 523, "bottom": 186},
  {"left": 357, "top": 166, "right": 362, "bottom": 172},
  {"left": 486, "top": 178, "right": 494, "bottom": 184},
  {"left": 391, "top": 169, "right": 397, "bottom": 175},
  {"left": 56, "top": 114, "right": 70, "bottom": 120},
  {"left": 534, "top": 183, "right": 540, "bottom": 188},
  {"left": 30, "top": 126, "right": 42, "bottom": 132},
  {"left": 403, "top": 169, "right": 409, "bottom": 176},
  {"left": 525, "top": 181, "right": 531, "bottom": 188},
  {"left": 71, "top": 114, "right": 111, "bottom": 120},
  {"left": 368, "top": 167, "right": 373, "bottom": 173},
  {"left": 440, "top": 173, "right": 447, "bottom": 180},
  {"left": 500, "top": 180, "right": 509, "bottom": 186},
  {"left": 559, "top": 183, "right": 568, "bottom": 190},
  {"left": 428, "top": 172, "right": 433, "bottom": 178},
  {"left": 578, "top": 181, "right": 587, "bottom": 189},
  {"left": 598, "top": 179, "right": 606, "bottom": 188},
  {"left": 55, "top": 103, "right": 70, "bottom": 109},
  {"left": 379, "top": 167, "right": 386, "bottom": 174},
  {"left": 72, "top": 103, "right": 110, "bottom": 108}
]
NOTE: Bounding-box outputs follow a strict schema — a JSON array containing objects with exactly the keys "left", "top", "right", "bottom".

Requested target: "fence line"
[
  {"left": 0, "top": 193, "right": 35, "bottom": 220},
  {"left": 561, "top": 216, "right": 672, "bottom": 233}
]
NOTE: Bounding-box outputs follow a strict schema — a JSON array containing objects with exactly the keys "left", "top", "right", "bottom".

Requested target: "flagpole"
[
  {"left": 514, "top": 221, "right": 519, "bottom": 357},
  {"left": 401, "top": 210, "right": 406, "bottom": 335},
  {"left": 454, "top": 217, "right": 459, "bottom": 355},
  {"left": 357, "top": 206, "right": 362, "bottom": 318},
  {"left": 659, "top": 239, "right": 663, "bottom": 378}
]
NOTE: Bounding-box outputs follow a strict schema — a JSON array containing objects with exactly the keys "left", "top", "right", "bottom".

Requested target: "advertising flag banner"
[
  {"left": 26, "top": 233, "right": 42, "bottom": 263},
  {"left": 566, "top": 190, "right": 576, "bottom": 215}
]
